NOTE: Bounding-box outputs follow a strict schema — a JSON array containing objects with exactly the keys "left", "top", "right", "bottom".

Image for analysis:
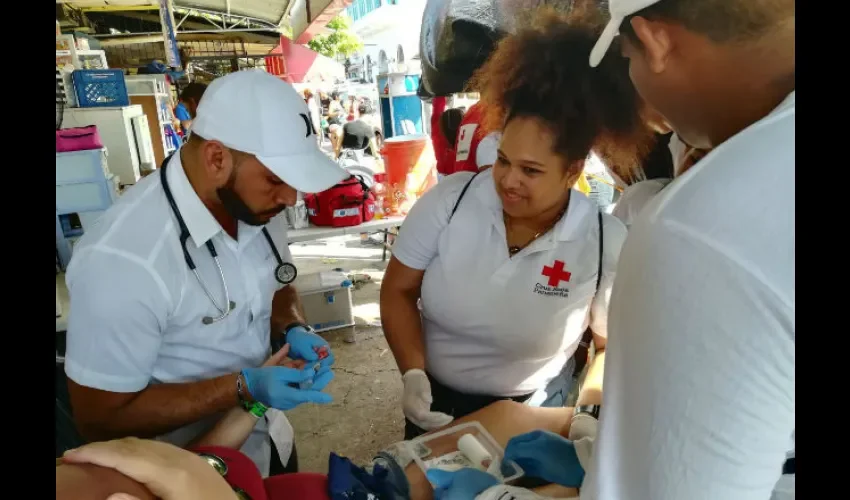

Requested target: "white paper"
[
  {"left": 425, "top": 450, "right": 476, "bottom": 472},
  {"left": 266, "top": 409, "right": 294, "bottom": 467}
]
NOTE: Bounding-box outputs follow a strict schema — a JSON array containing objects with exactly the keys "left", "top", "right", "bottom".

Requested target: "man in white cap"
[
  {"left": 427, "top": 1, "right": 794, "bottom": 499},
  {"left": 63, "top": 70, "right": 350, "bottom": 476}
]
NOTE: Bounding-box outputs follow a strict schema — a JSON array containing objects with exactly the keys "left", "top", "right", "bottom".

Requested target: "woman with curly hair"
[{"left": 380, "top": 6, "right": 655, "bottom": 440}]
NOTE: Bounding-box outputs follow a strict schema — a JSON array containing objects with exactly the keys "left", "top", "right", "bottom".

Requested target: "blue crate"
[{"left": 72, "top": 69, "right": 130, "bottom": 108}]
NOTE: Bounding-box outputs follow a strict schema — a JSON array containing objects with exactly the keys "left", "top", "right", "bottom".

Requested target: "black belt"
[{"left": 782, "top": 457, "right": 795, "bottom": 475}]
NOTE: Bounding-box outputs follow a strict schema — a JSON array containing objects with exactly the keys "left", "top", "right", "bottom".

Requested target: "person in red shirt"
[
  {"left": 437, "top": 107, "right": 465, "bottom": 176},
  {"left": 452, "top": 101, "right": 491, "bottom": 173},
  {"left": 429, "top": 96, "right": 453, "bottom": 177}
]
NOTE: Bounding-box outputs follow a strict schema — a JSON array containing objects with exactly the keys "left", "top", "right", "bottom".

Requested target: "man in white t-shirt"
[
  {"left": 587, "top": 2, "right": 795, "bottom": 495},
  {"left": 431, "top": 1, "right": 795, "bottom": 499}
]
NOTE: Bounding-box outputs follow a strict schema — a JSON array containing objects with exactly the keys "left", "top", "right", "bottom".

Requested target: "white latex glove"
[
  {"left": 567, "top": 412, "right": 599, "bottom": 441},
  {"left": 402, "top": 369, "right": 454, "bottom": 430}
]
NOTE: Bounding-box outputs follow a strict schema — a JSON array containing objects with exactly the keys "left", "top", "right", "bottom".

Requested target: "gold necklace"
[{"left": 504, "top": 205, "right": 568, "bottom": 256}]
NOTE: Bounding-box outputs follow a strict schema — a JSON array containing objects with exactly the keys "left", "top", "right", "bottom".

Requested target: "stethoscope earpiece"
[{"left": 202, "top": 301, "right": 236, "bottom": 325}]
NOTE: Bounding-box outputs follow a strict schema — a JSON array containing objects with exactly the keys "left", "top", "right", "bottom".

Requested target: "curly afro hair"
[{"left": 468, "top": 5, "right": 655, "bottom": 181}]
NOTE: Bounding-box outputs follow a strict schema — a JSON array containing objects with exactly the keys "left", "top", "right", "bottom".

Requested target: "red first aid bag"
[{"left": 304, "top": 175, "right": 376, "bottom": 228}]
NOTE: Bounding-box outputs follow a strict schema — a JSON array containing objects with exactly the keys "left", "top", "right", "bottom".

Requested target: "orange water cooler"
[{"left": 380, "top": 134, "right": 438, "bottom": 215}]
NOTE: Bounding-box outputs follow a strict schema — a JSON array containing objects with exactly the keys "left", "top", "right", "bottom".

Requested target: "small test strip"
[{"left": 299, "top": 362, "right": 322, "bottom": 389}]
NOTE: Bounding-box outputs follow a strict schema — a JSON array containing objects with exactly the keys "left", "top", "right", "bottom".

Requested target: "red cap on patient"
[
  {"left": 189, "top": 446, "right": 331, "bottom": 499},
  {"left": 190, "top": 446, "right": 268, "bottom": 500}
]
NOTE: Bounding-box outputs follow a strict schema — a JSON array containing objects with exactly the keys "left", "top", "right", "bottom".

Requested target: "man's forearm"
[
  {"left": 270, "top": 285, "right": 307, "bottom": 342},
  {"left": 575, "top": 349, "right": 605, "bottom": 407},
  {"left": 80, "top": 373, "right": 240, "bottom": 441}
]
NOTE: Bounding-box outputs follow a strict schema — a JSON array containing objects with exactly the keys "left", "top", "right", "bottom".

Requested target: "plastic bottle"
[{"left": 373, "top": 173, "right": 388, "bottom": 218}]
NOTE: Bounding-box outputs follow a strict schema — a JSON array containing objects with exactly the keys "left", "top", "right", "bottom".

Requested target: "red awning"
[{"left": 265, "top": 36, "right": 344, "bottom": 85}]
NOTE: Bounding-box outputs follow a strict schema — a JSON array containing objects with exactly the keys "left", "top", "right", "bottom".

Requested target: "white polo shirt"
[
  {"left": 392, "top": 169, "right": 627, "bottom": 396},
  {"left": 475, "top": 132, "right": 501, "bottom": 168},
  {"left": 611, "top": 178, "right": 671, "bottom": 228},
  {"left": 584, "top": 92, "right": 795, "bottom": 500},
  {"left": 64, "top": 152, "right": 293, "bottom": 476}
]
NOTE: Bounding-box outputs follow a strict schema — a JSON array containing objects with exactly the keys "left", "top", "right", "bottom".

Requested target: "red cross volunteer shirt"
[
  {"left": 390, "top": 169, "right": 627, "bottom": 396},
  {"left": 453, "top": 102, "right": 490, "bottom": 174}
]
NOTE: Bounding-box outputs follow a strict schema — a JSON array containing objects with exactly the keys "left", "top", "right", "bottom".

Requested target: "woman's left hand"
[{"left": 62, "top": 438, "right": 238, "bottom": 500}]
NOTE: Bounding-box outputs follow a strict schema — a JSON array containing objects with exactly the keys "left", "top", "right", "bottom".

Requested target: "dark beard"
[{"left": 217, "top": 174, "right": 286, "bottom": 226}]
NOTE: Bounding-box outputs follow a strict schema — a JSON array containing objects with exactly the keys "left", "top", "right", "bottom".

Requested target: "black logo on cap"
[{"left": 299, "top": 113, "right": 317, "bottom": 138}]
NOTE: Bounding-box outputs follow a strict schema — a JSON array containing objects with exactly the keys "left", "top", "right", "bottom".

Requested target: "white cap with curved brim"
[
  {"left": 589, "top": 0, "right": 662, "bottom": 68},
  {"left": 191, "top": 70, "right": 348, "bottom": 193}
]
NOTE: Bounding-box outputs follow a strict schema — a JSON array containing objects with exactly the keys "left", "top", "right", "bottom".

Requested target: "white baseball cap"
[
  {"left": 191, "top": 70, "right": 348, "bottom": 193},
  {"left": 589, "top": 0, "right": 662, "bottom": 68}
]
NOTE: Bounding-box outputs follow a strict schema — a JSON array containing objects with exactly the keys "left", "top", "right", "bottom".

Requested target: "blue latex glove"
[
  {"left": 302, "top": 365, "right": 335, "bottom": 392},
  {"left": 242, "top": 365, "right": 333, "bottom": 411},
  {"left": 504, "top": 430, "right": 585, "bottom": 487},
  {"left": 287, "top": 326, "right": 335, "bottom": 370},
  {"left": 426, "top": 468, "right": 499, "bottom": 500}
]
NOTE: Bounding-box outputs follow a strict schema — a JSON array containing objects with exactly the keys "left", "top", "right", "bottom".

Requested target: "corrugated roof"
[
  {"left": 62, "top": 0, "right": 342, "bottom": 40},
  {"left": 59, "top": 1, "right": 158, "bottom": 7},
  {"left": 177, "top": 0, "right": 294, "bottom": 27}
]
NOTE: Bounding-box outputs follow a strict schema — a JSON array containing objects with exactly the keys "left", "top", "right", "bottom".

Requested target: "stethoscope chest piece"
[{"left": 276, "top": 262, "right": 297, "bottom": 285}]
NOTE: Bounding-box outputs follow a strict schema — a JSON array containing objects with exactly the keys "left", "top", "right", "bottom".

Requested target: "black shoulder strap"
[
  {"left": 595, "top": 211, "right": 604, "bottom": 292},
  {"left": 449, "top": 171, "right": 482, "bottom": 221},
  {"left": 571, "top": 211, "right": 605, "bottom": 374},
  {"left": 160, "top": 152, "right": 175, "bottom": 171}
]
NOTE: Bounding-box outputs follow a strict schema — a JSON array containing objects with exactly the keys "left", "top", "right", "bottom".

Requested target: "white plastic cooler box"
[{"left": 293, "top": 270, "right": 355, "bottom": 332}]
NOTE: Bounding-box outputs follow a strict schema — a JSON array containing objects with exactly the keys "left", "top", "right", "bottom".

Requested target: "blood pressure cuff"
[
  {"left": 418, "top": 0, "right": 554, "bottom": 97},
  {"left": 328, "top": 452, "right": 410, "bottom": 500}
]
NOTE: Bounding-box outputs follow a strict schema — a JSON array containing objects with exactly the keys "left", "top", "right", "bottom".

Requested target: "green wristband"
[{"left": 243, "top": 401, "right": 268, "bottom": 418}]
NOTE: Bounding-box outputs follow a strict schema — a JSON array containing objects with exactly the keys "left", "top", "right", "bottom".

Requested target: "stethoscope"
[{"left": 159, "top": 155, "right": 298, "bottom": 325}]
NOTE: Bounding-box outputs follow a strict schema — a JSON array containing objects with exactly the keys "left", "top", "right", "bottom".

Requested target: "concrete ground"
[{"left": 286, "top": 233, "right": 405, "bottom": 473}]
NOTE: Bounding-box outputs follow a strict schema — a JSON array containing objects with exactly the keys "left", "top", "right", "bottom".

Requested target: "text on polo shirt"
[{"left": 535, "top": 260, "right": 572, "bottom": 297}]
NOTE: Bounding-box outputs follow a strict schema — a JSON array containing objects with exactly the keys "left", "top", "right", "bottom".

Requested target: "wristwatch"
[
  {"left": 272, "top": 322, "right": 311, "bottom": 353},
  {"left": 574, "top": 404, "right": 601, "bottom": 420},
  {"left": 283, "top": 322, "right": 312, "bottom": 335},
  {"left": 282, "top": 322, "right": 313, "bottom": 346}
]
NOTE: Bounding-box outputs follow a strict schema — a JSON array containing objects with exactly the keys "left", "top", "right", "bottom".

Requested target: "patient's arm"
[
  {"left": 189, "top": 346, "right": 305, "bottom": 449},
  {"left": 405, "top": 401, "right": 580, "bottom": 500}
]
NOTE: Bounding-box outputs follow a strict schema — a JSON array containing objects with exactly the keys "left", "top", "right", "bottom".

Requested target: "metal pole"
[
  {"left": 388, "top": 75, "right": 396, "bottom": 137},
  {"left": 158, "top": 0, "right": 182, "bottom": 69}
]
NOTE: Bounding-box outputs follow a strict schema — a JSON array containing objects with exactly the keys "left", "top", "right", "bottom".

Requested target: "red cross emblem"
[{"left": 541, "top": 260, "right": 571, "bottom": 286}]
